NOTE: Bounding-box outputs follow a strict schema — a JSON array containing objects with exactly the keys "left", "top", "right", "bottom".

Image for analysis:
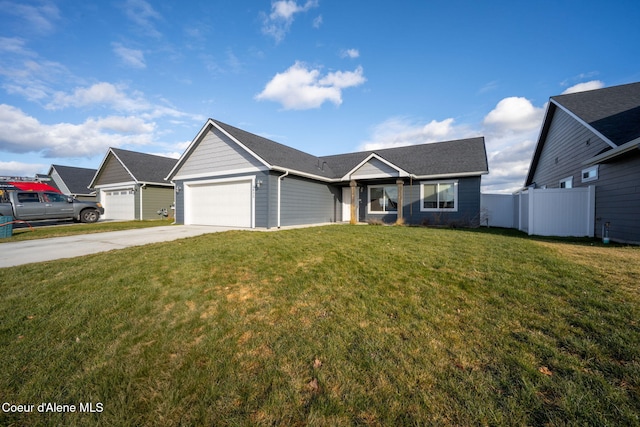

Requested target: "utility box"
[{"left": 0, "top": 216, "right": 13, "bottom": 238}]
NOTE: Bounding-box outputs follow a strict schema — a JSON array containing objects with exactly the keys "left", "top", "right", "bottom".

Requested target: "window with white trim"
[
  {"left": 368, "top": 185, "right": 398, "bottom": 213},
  {"left": 420, "top": 180, "right": 458, "bottom": 212},
  {"left": 581, "top": 165, "right": 599, "bottom": 183},
  {"left": 559, "top": 176, "right": 573, "bottom": 188}
]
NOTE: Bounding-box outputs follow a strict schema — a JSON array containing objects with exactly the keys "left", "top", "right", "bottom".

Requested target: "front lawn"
[{"left": 1, "top": 226, "right": 638, "bottom": 426}]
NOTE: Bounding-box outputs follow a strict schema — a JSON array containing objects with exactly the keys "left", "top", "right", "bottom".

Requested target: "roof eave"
[
  {"left": 271, "top": 166, "right": 338, "bottom": 183},
  {"left": 413, "top": 170, "right": 489, "bottom": 180},
  {"left": 582, "top": 137, "right": 640, "bottom": 166}
]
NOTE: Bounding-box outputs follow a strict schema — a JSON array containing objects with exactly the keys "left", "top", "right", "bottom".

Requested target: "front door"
[{"left": 342, "top": 187, "right": 360, "bottom": 222}]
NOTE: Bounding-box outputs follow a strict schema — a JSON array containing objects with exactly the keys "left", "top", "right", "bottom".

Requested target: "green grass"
[
  {"left": 2, "top": 219, "right": 173, "bottom": 242},
  {"left": 1, "top": 226, "right": 639, "bottom": 426}
]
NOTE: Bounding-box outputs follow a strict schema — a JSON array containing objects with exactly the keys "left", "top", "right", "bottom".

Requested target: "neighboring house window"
[
  {"left": 581, "top": 165, "right": 599, "bottom": 183},
  {"left": 559, "top": 176, "right": 573, "bottom": 188},
  {"left": 369, "top": 185, "right": 398, "bottom": 213},
  {"left": 420, "top": 181, "right": 458, "bottom": 211}
]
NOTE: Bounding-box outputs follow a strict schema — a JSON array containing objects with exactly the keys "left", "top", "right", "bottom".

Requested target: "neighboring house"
[
  {"left": 166, "top": 119, "right": 488, "bottom": 229},
  {"left": 90, "top": 148, "right": 177, "bottom": 220},
  {"left": 525, "top": 81, "right": 640, "bottom": 244},
  {"left": 48, "top": 164, "right": 98, "bottom": 201}
]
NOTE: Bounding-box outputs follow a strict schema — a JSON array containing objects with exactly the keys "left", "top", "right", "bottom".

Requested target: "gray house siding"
[
  {"left": 351, "top": 158, "right": 399, "bottom": 179},
  {"left": 141, "top": 186, "right": 174, "bottom": 220},
  {"left": 94, "top": 155, "right": 133, "bottom": 185},
  {"left": 529, "top": 108, "right": 610, "bottom": 188},
  {"left": 177, "top": 127, "right": 265, "bottom": 177},
  {"left": 357, "top": 176, "right": 481, "bottom": 226},
  {"left": 592, "top": 152, "right": 640, "bottom": 243},
  {"left": 268, "top": 174, "right": 338, "bottom": 227}
]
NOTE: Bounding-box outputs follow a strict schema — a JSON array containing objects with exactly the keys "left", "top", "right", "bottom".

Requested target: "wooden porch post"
[
  {"left": 396, "top": 179, "right": 404, "bottom": 224},
  {"left": 350, "top": 180, "right": 357, "bottom": 224}
]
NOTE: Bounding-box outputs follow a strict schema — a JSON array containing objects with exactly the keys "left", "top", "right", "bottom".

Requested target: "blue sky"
[{"left": 1, "top": 0, "right": 639, "bottom": 192}]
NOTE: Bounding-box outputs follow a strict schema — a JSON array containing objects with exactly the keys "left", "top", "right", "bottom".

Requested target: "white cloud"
[
  {"left": 112, "top": 43, "right": 146, "bottom": 69},
  {"left": 0, "top": 0, "right": 60, "bottom": 34},
  {"left": 47, "top": 82, "right": 148, "bottom": 112},
  {"left": 0, "top": 104, "right": 156, "bottom": 158},
  {"left": 360, "top": 117, "right": 476, "bottom": 150},
  {"left": 483, "top": 97, "right": 545, "bottom": 133},
  {"left": 340, "top": 48, "right": 360, "bottom": 59},
  {"left": 0, "top": 57, "right": 71, "bottom": 102},
  {"left": 561, "top": 80, "right": 604, "bottom": 94},
  {"left": 0, "top": 160, "right": 47, "bottom": 177},
  {"left": 261, "top": 0, "right": 319, "bottom": 43},
  {"left": 313, "top": 15, "right": 323, "bottom": 29},
  {"left": 122, "top": 0, "right": 163, "bottom": 38},
  {"left": 0, "top": 37, "right": 34, "bottom": 55},
  {"left": 256, "top": 62, "right": 366, "bottom": 110}
]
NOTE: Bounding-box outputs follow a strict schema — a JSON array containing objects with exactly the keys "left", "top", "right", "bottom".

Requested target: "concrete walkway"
[
  {"left": 0, "top": 223, "right": 336, "bottom": 268},
  {"left": 0, "top": 225, "right": 240, "bottom": 268}
]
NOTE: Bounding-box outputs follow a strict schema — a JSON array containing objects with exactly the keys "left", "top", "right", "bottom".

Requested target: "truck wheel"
[{"left": 80, "top": 209, "right": 99, "bottom": 223}]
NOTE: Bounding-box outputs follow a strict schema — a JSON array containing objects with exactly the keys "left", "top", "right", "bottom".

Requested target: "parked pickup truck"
[{"left": 0, "top": 189, "right": 104, "bottom": 223}]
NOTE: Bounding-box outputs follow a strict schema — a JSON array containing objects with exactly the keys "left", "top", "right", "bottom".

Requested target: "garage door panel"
[
  {"left": 185, "top": 180, "right": 252, "bottom": 227},
  {"left": 102, "top": 189, "right": 134, "bottom": 220}
]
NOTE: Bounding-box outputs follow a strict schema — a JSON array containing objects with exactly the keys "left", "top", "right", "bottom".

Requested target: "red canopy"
[{"left": 9, "top": 182, "right": 61, "bottom": 193}]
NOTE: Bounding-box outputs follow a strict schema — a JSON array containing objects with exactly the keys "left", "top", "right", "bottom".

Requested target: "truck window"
[
  {"left": 43, "top": 193, "right": 68, "bottom": 203},
  {"left": 17, "top": 193, "right": 41, "bottom": 203}
]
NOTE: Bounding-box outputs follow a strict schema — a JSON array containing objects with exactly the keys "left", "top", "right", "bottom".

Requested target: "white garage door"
[
  {"left": 102, "top": 189, "right": 135, "bottom": 220},
  {"left": 185, "top": 179, "right": 253, "bottom": 227}
]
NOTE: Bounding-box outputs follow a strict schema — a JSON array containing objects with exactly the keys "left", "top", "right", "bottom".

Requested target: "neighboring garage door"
[
  {"left": 102, "top": 188, "right": 135, "bottom": 220},
  {"left": 185, "top": 178, "right": 253, "bottom": 227}
]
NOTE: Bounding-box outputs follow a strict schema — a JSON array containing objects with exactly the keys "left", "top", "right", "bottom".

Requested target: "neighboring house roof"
[
  {"left": 551, "top": 82, "right": 640, "bottom": 147},
  {"left": 90, "top": 147, "right": 178, "bottom": 188},
  {"left": 48, "top": 164, "right": 97, "bottom": 196},
  {"left": 526, "top": 81, "right": 640, "bottom": 186},
  {"left": 168, "top": 119, "right": 488, "bottom": 182}
]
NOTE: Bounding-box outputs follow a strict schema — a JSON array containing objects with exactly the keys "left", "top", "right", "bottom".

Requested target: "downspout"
[
  {"left": 140, "top": 183, "right": 146, "bottom": 220},
  {"left": 277, "top": 171, "right": 289, "bottom": 228}
]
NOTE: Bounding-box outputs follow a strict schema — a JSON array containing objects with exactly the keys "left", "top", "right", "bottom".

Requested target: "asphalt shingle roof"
[
  {"left": 552, "top": 81, "right": 640, "bottom": 146},
  {"left": 50, "top": 164, "right": 97, "bottom": 195},
  {"left": 213, "top": 119, "right": 488, "bottom": 180},
  {"left": 111, "top": 148, "right": 178, "bottom": 183}
]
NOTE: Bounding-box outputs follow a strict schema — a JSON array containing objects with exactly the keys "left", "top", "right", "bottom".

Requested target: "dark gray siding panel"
[
  {"left": 280, "top": 175, "right": 338, "bottom": 226},
  {"left": 530, "top": 108, "right": 610, "bottom": 188},
  {"left": 359, "top": 177, "right": 482, "bottom": 226},
  {"left": 593, "top": 152, "right": 640, "bottom": 243}
]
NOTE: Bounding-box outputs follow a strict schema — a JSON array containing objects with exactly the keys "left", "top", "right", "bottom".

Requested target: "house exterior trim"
[{"left": 341, "top": 153, "right": 410, "bottom": 181}]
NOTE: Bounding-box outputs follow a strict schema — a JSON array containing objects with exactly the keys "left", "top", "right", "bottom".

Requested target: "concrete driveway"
[{"left": 0, "top": 225, "right": 240, "bottom": 268}]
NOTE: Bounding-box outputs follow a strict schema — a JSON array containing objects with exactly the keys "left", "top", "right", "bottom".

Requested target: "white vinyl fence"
[{"left": 481, "top": 186, "right": 595, "bottom": 237}]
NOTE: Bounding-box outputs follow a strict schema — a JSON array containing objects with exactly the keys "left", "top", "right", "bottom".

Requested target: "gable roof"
[
  {"left": 324, "top": 138, "right": 489, "bottom": 179},
  {"left": 48, "top": 164, "right": 97, "bottom": 195},
  {"left": 91, "top": 147, "right": 178, "bottom": 188},
  {"left": 168, "top": 119, "right": 488, "bottom": 182},
  {"left": 551, "top": 82, "right": 640, "bottom": 147},
  {"left": 526, "top": 81, "right": 640, "bottom": 186}
]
